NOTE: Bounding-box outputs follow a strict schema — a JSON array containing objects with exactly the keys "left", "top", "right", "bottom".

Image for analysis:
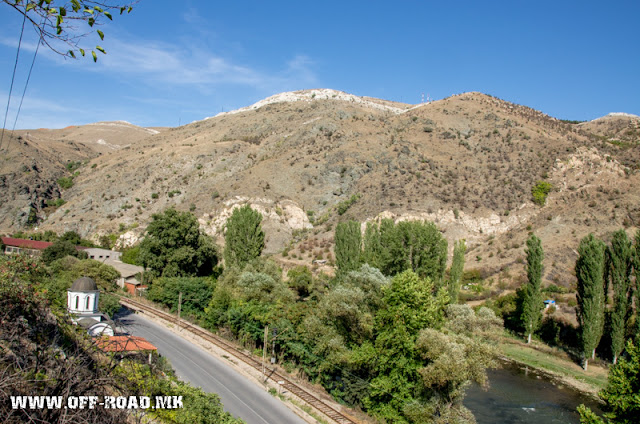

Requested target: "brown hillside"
[{"left": 1, "top": 90, "right": 638, "bottom": 302}]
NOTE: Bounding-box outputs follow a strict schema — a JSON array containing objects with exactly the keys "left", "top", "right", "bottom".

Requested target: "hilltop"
[{"left": 0, "top": 89, "right": 638, "bottom": 302}]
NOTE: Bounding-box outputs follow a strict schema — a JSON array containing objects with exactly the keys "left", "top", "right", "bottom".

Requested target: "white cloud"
[{"left": 76, "top": 35, "right": 318, "bottom": 92}]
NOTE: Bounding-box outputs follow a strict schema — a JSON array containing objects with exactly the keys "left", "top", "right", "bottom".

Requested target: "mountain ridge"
[{"left": 1, "top": 91, "right": 638, "bottom": 296}]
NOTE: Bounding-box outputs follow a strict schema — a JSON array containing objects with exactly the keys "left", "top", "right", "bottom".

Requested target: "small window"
[
  {"left": 86, "top": 297, "right": 91, "bottom": 310},
  {"left": 75, "top": 296, "right": 79, "bottom": 309}
]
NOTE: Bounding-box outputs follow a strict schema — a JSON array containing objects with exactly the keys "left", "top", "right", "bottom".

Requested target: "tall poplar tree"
[
  {"left": 633, "top": 230, "right": 640, "bottom": 341},
  {"left": 607, "top": 230, "right": 633, "bottom": 364},
  {"left": 576, "top": 234, "right": 606, "bottom": 370},
  {"left": 224, "top": 205, "right": 265, "bottom": 269},
  {"left": 448, "top": 239, "right": 466, "bottom": 304},
  {"left": 521, "top": 234, "right": 544, "bottom": 344},
  {"left": 362, "top": 221, "right": 382, "bottom": 269},
  {"left": 334, "top": 220, "right": 362, "bottom": 273}
]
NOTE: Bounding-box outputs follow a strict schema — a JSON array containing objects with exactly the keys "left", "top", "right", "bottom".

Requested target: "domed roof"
[{"left": 70, "top": 277, "right": 98, "bottom": 292}]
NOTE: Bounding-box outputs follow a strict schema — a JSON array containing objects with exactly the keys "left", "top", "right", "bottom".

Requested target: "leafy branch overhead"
[{"left": 3, "top": 0, "right": 135, "bottom": 61}]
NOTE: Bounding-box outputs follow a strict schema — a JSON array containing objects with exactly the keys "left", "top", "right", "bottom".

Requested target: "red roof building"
[
  {"left": 2, "top": 237, "right": 53, "bottom": 256},
  {"left": 94, "top": 336, "right": 158, "bottom": 352}
]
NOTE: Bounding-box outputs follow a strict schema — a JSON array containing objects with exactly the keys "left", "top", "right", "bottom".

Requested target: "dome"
[{"left": 70, "top": 277, "right": 98, "bottom": 292}]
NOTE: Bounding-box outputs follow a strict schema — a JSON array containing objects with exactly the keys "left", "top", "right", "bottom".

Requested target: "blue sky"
[{"left": 1, "top": 1, "right": 639, "bottom": 129}]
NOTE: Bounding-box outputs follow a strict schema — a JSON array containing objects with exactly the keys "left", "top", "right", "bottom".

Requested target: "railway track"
[{"left": 120, "top": 297, "right": 356, "bottom": 424}]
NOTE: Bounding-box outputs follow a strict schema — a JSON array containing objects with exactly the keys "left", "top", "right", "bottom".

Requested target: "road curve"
[{"left": 116, "top": 308, "right": 308, "bottom": 424}]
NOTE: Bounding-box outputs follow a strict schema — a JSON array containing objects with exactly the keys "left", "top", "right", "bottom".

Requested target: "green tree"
[
  {"left": 286, "top": 266, "right": 313, "bottom": 299},
  {"left": 139, "top": 208, "right": 219, "bottom": 277},
  {"left": 362, "top": 221, "right": 382, "bottom": 269},
  {"left": 42, "top": 240, "right": 88, "bottom": 264},
  {"left": 521, "top": 234, "right": 544, "bottom": 344},
  {"left": 147, "top": 277, "right": 214, "bottom": 319},
  {"left": 578, "top": 339, "right": 640, "bottom": 424},
  {"left": 576, "top": 234, "right": 607, "bottom": 370},
  {"left": 2, "top": 0, "right": 134, "bottom": 61},
  {"left": 223, "top": 205, "right": 265, "bottom": 269},
  {"left": 632, "top": 229, "right": 640, "bottom": 341},
  {"left": 448, "top": 239, "right": 466, "bottom": 304},
  {"left": 121, "top": 245, "right": 141, "bottom": 265},
  {"left": 607, "top": 230, "right": 633, "bottom": 364},
  {"left": 371, "top": 219, "right": 448, "bottom": 282},
  {"left": 334, "top": 220, "right": 362, "bottom": 273}
]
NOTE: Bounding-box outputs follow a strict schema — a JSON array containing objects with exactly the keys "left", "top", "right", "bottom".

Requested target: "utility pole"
[
  {"left": 177, "top": 292, "right": 182, "bottom": 330},
  {"left": 262, "top": 325, "right": 268, "bottom": 381}
]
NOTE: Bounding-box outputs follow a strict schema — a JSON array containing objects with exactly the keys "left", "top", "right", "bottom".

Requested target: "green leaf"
[
  {"left": 127, "top": 6, "right": 132, "bottom": 13},
  {"left": 97, "top": 30, "right": 104, "bottom": 40},
  {"left": 79, "top": 48, "right": 85, "bottom": 56},
  {"left": 26, "top": 3, "right": 35, "bottom": 12},
  {"left": 92, "top": 50, "right": 97, "bottom": 62},
  {"left": 120, "top": 6, "right": 126, "bottom": 15},
  {"left": 68, "top": 50, "right": 75, "bottom": 58},
  {"left": 71, "top": 0, "right": 80, "bottom": 12},
  {"left": 104, "top": 11, "right": 112, "bottom": 20},
  {"left": 56, "top": 14, "right": 62, "bottom": 26},
  {"left": 59, "top": 6, "right": 66, "bottom": 16},
  {"left": 57, "top": 25, "right": 62, "bottom": 35},
  {"left": 94, "top": 6, "right": 103, "bottom": 13},
  {"left": 84, "top": 8, "right": 93, "bottom": 14},
  {"left": 96, "top": 45, "right": 106, "bottom": 54},
  {"left": 88, "top": 17, "right": 95, "bottom": 27}
]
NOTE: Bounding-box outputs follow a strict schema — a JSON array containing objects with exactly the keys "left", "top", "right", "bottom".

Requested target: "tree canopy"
[
  {"left": 139, "top": 208, "right": 218, "bottom": 278},
  {"left": 223, "top": 205, "right": 265, "bottom": 269},
  {"left": 576, "top": 234, "right": 606, "bottom": 370},
  {"left": 578, "top": 339, "right": 640, "bottom": 424},
  {"left": 521, "top": 234, "right": 544, "bottom": 344}
]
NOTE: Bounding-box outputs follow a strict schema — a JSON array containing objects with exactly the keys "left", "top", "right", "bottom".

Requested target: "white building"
[
  {"left": 67, "top": 277, "right": 115, "bottom": 336},
  {"left": 82, "top": 247, "right": 122, "bottom": 261}
]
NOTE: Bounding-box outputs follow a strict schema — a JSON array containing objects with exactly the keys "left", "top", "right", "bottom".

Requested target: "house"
[
  {"left": 544, "top": 299, "right": 557, "bottom": 309},
  {"left": 103, "top": 259, "right": 146, "bottom": 295},
  {"left": 67, "top": 276, "right": 115, "bottom": 336},
  {"left": 94, "top": 336, "right": 157, "bottom": 353},
  {"left": 94, "top": 335, "right": 157, "bottom": 363},
  {"left": 2, "top": 237, "right": 53, "bottom": 256},
  {"left": 83, "top": 247, "right": 122, "bottom": 261}
]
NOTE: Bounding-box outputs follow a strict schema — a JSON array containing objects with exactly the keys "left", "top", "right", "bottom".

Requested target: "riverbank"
[{"left": 495, "top": 333, "right": 608, "bottom": 400}]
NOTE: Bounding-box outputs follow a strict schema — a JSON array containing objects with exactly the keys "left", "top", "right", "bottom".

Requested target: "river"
[{"left": 464, "top": 361, "right": 603, "bottom": 423}]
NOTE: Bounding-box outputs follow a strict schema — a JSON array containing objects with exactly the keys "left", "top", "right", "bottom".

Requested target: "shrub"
[
  {"left": 337, "top": 193, "right": 361, "bottom": 215},
  {"left": 57, "top": 176, "right": 74, "bottom": 190},
  {"left": 531, "top": 181, "right": 553, "bottom": 206}
]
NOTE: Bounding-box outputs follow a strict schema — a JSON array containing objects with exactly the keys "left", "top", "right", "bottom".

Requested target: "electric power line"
[
  {"left": 0, "top": 10, "right": 27, "bottom": 151},
  {"left": 10, "top": 24, "right": 43, "bottom": 136}
]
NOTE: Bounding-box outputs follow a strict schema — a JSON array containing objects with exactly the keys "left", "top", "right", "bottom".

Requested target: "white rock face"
[
  {"left": 200, "top": 89, "right": 416, "bottom": 121},
  {"left": 116, "top": 231, "right": 140, "bottom": 249},
  {"left": 366, "top": 206, "right": 536, "bottom": 240},
  {"left": 200, "top": 196, "right": 313, "bottom": 254}
]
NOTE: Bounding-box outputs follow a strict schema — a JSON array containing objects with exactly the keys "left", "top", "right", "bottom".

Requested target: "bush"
[
  {"left": 337, "top": 194, "right": 361, "bottom": 215},
  {"left": 57, "top": 176, "right": 74, "bottom": 190},
  {"left": 532, "top": 181, "right": 553, "bottom": 206}
]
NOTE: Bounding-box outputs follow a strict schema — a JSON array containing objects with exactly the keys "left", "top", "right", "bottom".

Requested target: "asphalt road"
[{"left": 116, "top": 308, "right": 308, "bottom": 424}]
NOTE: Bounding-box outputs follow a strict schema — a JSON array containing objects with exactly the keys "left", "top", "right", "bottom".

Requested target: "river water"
[{"left": 464, "top": 361, "right": 603, "bottom": 424}]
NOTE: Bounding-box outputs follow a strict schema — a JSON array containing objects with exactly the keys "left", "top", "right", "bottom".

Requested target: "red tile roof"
[
  {"left": 1, "top": 237, "right": 53, "bottom": 250},
  {"left": 94, "top": 336, "right": 157, "bottom": 352}
]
